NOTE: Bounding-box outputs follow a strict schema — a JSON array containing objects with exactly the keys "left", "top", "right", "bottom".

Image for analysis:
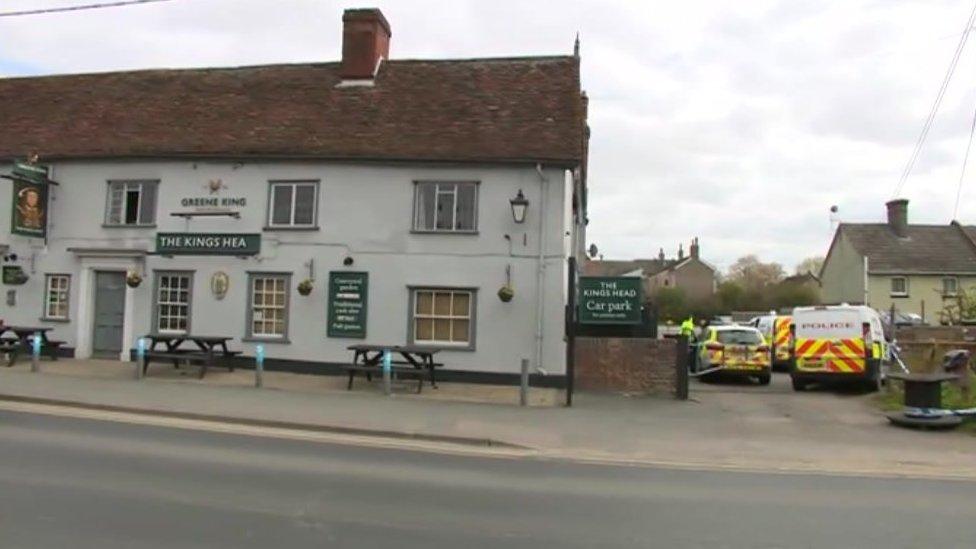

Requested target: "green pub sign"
[
  {"left": 327, "top": 271, "right": 369, "bottom": 338},
  {"left": 156, "top": 233, "right": 261, "bottom": 255},
  {"left": 578, "top": 276, "right": 643, "bottom": 325},
  {"left": 8, "top": 161, "right": 51, "bottom": 238}
]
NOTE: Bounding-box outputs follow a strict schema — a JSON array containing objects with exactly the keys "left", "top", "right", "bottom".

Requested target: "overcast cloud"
[{"left": 2, "top": 0, "right": 976, "bottom": 272}]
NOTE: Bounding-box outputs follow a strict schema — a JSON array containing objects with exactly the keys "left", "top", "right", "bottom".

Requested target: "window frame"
[
  {"left": 407, "top": 286, "right": 477, "bottom": 351},
  {"left": 942, "top": 277, "right": 959, "bottom": 297},
  {"left": 245, "top": 272, "right": 292, "bottom": 342},
  {"left": 411, "top": 181, "right": 480, "bottom": 234},
  {"left": 890, "top": 276, "right": 909, "bottom": 297},
  {"left": 41, "top": 273, "right": 71, "bottom": 322},
  {"left": 103, "top": 179, "right": 158, "bottom": 227},
  {"left": 265, "top": 180, "right": 320, "bottom": 230},
  {"left": 152, "top": 271, "right": 194, "bottom": 334}
]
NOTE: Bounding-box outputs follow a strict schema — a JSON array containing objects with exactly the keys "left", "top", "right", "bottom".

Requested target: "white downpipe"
[
  {"left": 863, "top": 256, "right": 869, "bottom": 306},
  {"left": 535, "top": 163, "right": 548, "bottom": 375}
]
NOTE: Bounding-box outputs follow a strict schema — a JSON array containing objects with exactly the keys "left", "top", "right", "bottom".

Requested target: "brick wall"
[{"left": 575, "top": 337, "right": 678, "bottom": 396}]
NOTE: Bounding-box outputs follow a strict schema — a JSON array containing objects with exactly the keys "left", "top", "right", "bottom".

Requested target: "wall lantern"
[{"left": 510, "top": 189, "right": 529, "bottom": 224}]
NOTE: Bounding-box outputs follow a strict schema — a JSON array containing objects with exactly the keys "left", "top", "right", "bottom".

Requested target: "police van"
[
  {"left": 790, "top": 304, "right": 886, "bottom": 391},
  {"left": 749, "top": 311, "right": 793, "bottom": 371}
]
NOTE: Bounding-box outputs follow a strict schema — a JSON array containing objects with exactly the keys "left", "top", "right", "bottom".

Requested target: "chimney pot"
[
  {"left": 340, "top": 8, "right": 391, "bottom": 80},
  {"left": 885, "top": 199, "right": 909, "bottom": 238},
  {"left": 690, "top": 237, "right": 700, "bottom": 260}
]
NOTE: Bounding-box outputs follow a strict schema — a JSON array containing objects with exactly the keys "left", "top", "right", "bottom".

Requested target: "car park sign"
[{"left": 578, "top": 276, "right": 643, "bottom": 325}]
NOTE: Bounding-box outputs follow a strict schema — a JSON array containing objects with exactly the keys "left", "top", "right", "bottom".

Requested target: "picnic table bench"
[
  {"left": 0, "top": 326, "right": 61, "bottom": 366},
  {"left": 142, "top": 334, "right": 240, "bottom": 379},
  {"left": 346, "top": 344, "right": 443, "bottom": 393}
]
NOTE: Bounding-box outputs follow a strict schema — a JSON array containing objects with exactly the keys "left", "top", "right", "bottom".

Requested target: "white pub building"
[{"left": 0, "top": 9, "right": 589, "bottom": 383}]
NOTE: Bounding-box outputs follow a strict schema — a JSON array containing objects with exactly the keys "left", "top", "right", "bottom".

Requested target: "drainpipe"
[
  {"left": 863, "top": 256, "right": 869, "bottom": 306},
  {"left": 534, "top": 163, "right": 548, "bottom": 376}
]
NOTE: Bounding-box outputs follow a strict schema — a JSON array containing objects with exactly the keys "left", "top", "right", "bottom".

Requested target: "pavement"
[
  {"left": 1, "top": 359, "right": 975, "bottom": 479},
  {"left": 3, "top": 410, "right": 976, "bottom": 548}
]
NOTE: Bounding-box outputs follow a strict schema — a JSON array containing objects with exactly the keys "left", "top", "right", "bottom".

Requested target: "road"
[{"left": 1, "top": 409, "right": 975, "bottom": 548}]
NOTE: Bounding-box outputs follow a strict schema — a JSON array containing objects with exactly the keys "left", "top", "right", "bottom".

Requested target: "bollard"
[
  {"left": 135, "top": 338, "right": 146, "bottom": 380},
  {"left": 255, "top": 344, "right": 265, "bottom": 388},
  {"left": 382, "top": 349, "right": 392, "bottom": 396},
  {"left": 31, "top": 332, "right": 41, "bottom": 373},
  {"left": 520, "top": 358, "right": 530, "bottom": 406}
]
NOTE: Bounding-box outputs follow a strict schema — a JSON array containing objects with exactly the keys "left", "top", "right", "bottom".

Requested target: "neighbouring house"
[
  {"left": 819, "top": 199, "right": 976, "bottom": 322},
  {"left": 583, "top": 238, "right": 718, "bottom": 304},
  {"left": 0, "top": 8, "right": 589, "bottom": 382}
]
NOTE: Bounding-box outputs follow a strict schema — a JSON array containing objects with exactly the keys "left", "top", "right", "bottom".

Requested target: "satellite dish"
[
  {"left": 588, "top": 244, "right": 599, "bottom": 258},
  {"left": 830, "top": 205, "right": 838, "bottom": 213}
]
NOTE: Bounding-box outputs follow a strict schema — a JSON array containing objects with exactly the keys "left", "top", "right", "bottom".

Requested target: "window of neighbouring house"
[
  {"left": 410, "top": 288, "right": 475, "bottom": 348},
  {"left": 43, "top": 274, "right": 70, "bottom": 320},
  {"left": 155, "top": 272, "right": 192, "bottom": 333},
  {"left": 890, "top": 276, "right": 908, "bottom": 297},
  {"left": 413, "top": 182, "right": 478, "bottom": 232},
  {"left": 248, "top": 273, "right": 290, "bottom": 339},
  {"left": 943, "top": 277, "right": 958, "bottom": 297},
  {"left": 105, "top": 180, "right": 158, "bottom": 226},
  {"left": 267, "top": 181, "right": 318, "bottom": 228}
]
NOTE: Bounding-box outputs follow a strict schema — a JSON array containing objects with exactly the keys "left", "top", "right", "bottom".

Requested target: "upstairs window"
[
  {"left": 413, "top": 182, "right": 478, "bottom": 232},
  {"left": 268, "top": 181, "right": 318, "bottom": 228},
  {"left": 890, "top": 276, "right": 908, "bottom": 297},
  {"left": 943, "top": 277, "right": 959, "bottom": 297},
  {"left": 105, "top": 180, "right": 158, "bottom": 226}
]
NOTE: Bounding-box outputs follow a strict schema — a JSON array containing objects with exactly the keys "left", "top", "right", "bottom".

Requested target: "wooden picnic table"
[
  {"left": 142, "top": 333, "right": 240, "bottom": 379},
  {"left": 346, "top": 344, "right": 442, "bottom": 393},
  {"left": 0, "top": 326, "right": 59, "bottom": 366}
]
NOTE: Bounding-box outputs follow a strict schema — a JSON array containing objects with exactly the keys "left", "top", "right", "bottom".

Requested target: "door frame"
[
  {"left": 75, "top": 259, "right": 139, "bottom": 361},
  {"left": 90, "top": 270, "right": 127, "bottom": 358}
]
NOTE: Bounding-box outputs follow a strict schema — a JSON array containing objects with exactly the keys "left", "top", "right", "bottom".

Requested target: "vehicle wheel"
[
  {"left": 758, "top": 374, "right": 771, "bottom": 386},
  {"left": 791, "top": 376, "right": 807, "bottom": 391}
]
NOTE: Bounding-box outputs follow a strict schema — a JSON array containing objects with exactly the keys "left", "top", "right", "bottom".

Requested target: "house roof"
[
  {"left": 582, "top": 257, "right": 709, "bottom": 277},
  {"left": 0, "top": 57, "right": 586, "bottom": 165},
  {"left": 838, "top": 223, "right": 976, "bottom": 274}
]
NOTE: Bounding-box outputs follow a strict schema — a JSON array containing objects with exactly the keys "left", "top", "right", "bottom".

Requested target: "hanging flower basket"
[
  {"left": 125, "top": 271, "right": 143, "bottom": 288},
  {"left": 497, "top": 285, "right": 514, "bottom": 303},
  {"left": 297, "top": 279, "right": 314, "bottom": 296}
]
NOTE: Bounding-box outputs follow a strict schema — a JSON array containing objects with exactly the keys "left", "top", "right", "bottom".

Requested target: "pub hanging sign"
[
  {"left": 6, "top": 160, "right": 52, "bottom": 238},
  {"left": 155, "top": 233, "right": 262, "bottom": 256}
]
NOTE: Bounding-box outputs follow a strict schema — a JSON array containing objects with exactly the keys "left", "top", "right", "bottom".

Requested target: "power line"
[
  {"left": 953, "top": 102, "right": 976, "bottom": 219},
  {"left": 0, "top": 0, "right": 175, "bottom": 18},
  {"left": 892, "top": 0, "right": 976, "bottom": 198}
]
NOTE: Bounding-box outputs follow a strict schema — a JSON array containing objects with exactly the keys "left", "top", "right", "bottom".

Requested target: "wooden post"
[{"left": 675, "top": 335, "right": 689, "bottom": 400}]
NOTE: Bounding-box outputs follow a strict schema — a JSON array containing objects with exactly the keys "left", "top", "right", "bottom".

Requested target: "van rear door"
[{"left": 793, "top": 309, "right": 867, "bottom": 373}]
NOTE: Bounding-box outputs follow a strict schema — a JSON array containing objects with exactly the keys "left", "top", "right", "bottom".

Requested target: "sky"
[{"left": 2, "top": 0, "right": 976, "bottom": 272}]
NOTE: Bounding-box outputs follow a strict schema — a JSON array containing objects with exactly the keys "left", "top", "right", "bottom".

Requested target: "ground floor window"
[
  {"left": 410, "top": 288, "right": 475, "bottom": 348},
  {"left": 155, "top": 272, "right": 192, "bottom": 333},
  {"left": 43, "top": 274, "right": 71, "bottom": 320},
  {"left": 248, "top": 273, "right": 290, "bottom": 339}
]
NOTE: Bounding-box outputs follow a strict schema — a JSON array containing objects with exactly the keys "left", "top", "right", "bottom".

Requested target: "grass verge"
[{"left": 875, "top": 372, "right": 976, "bottom": 433}]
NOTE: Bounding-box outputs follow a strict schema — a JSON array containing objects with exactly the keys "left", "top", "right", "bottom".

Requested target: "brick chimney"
[
  {"left": 690, "top": 237, "right": 700, "bottom": 260},
  {"left": 886, "top": 199, "right": 909, "bottom": 238},
  {"left": 340, "top": 8, "right": 391, "bottom": 80}
]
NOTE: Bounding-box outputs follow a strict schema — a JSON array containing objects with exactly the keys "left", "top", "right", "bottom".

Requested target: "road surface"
[{"left": 1, "top": 408, "right": 974, "bottom": 548}]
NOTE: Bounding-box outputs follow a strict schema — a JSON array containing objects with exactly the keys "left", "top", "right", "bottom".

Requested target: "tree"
[
  {"left": 795, "top": 256, "right": 824, "bottom": 276},
  {"left": 726, "top": 255, "right": 784, "bottom": 292},
  {"left": 654, "top": 287, "right": 688, "bottom": 322}
]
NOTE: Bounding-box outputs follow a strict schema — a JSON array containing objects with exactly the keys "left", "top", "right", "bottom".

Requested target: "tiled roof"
[
  {"left": 0, "top": 57, "right": 586, "bottom": 164},
  {"left": 582, "top": 258, "right": 680, "bottom": 277},
  {"left": 841, "top": 223, "right": 976, "bottom": 274}
]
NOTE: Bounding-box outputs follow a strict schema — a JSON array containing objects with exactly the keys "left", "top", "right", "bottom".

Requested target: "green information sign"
[
  {"left": 156, "top": 233, "right": 261, "bottom": 256},
  {"left": 327, "top": 271, "right": 369, "bottom": 338},
  {"left": 578, "top": 276, "right": 643, "bottom": 325}
]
